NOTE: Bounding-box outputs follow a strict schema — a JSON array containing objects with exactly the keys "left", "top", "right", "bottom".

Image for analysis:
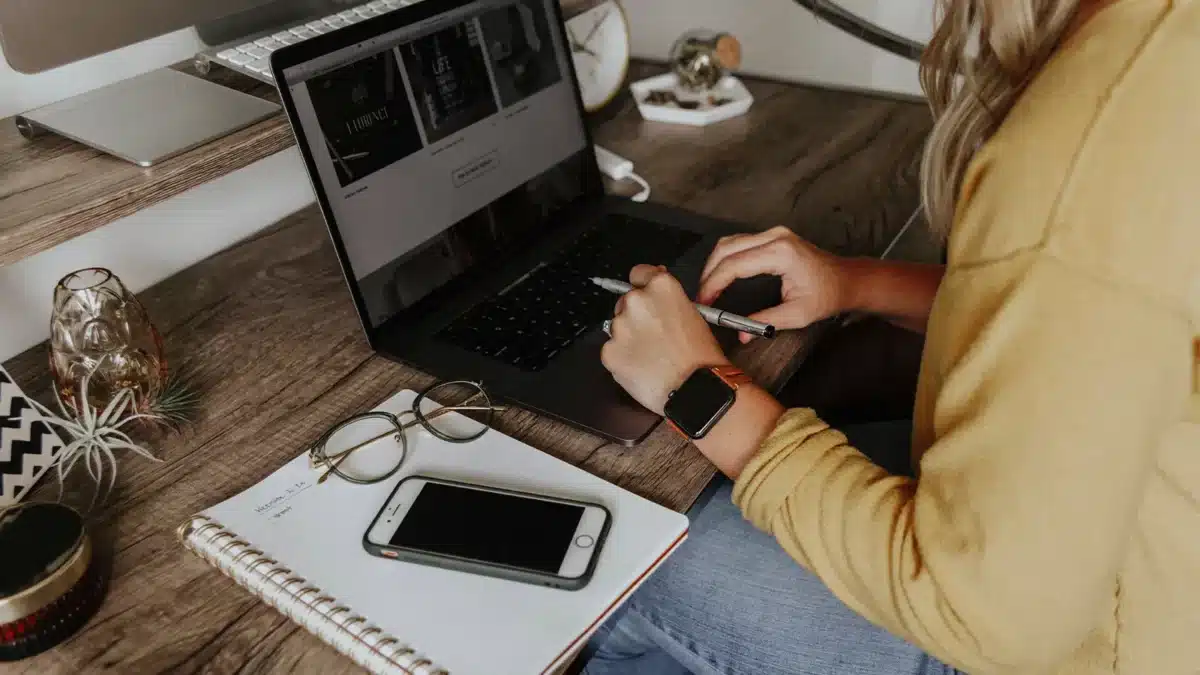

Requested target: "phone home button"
[{"left": 574, "top": 534, "right": 595, "bottom": 548}]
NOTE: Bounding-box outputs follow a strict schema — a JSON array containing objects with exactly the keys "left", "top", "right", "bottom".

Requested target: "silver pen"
[{"left": 590, "top": 277, "right": 777, "bottom": 339}]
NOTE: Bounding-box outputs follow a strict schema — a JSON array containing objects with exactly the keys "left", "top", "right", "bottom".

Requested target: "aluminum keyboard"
[{"left": 197, "top": 0, "right": 415, "bottom": 83}]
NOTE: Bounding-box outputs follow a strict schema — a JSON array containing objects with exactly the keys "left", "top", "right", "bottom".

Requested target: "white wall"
[
  {"left": 622, "top": 0, "right": 934, "bottom": 98},
  {"left": 0, "top": 1, "right": 932, "bottom": 363}
]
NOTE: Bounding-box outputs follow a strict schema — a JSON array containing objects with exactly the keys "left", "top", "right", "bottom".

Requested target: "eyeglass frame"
[{"left": 307, "top": 380, "right": 505, "bottom": 485}]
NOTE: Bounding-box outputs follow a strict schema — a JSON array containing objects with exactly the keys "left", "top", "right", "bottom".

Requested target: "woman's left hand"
[{"left": 600, "top": 265, "right": 729, "bottom": 416}]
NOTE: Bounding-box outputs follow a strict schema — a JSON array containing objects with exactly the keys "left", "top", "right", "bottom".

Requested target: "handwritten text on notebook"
[{"left": 254, "top": 479, "right": 315, "bottom": 521}]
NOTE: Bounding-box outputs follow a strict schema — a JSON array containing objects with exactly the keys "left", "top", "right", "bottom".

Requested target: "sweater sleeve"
[{"left": 732, "top": 253, "right": 1192, "bottom": 673}]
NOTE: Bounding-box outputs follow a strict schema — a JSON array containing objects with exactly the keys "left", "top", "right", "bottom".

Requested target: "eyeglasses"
[{"left": 307, "top": 381, "right": 505, "bottom": 485}]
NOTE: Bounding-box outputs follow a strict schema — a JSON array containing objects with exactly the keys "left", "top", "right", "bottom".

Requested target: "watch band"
[{"left": 710, "top": 365, "right": 752, "bottom": 388}]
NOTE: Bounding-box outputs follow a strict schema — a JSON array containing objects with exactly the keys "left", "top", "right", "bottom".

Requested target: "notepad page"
[{"left": 199, "top": 390, "right": 689, "bottom": 675}]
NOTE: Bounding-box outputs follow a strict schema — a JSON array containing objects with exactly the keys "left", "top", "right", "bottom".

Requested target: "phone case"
[{"left": 362, "top": 475, "right": 612, "bottom": 591}]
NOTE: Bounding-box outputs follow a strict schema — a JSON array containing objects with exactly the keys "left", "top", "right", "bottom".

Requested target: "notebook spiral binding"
[{"left": 177, "top": 515, "right": 449, "bottom": 675}]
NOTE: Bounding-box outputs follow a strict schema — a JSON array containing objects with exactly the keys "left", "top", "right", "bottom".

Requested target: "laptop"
[{"left": 271, "top": 0, "right": 779, "bottom": 445}]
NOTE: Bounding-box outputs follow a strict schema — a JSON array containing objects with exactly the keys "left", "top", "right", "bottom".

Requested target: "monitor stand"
[{"left": 15, "top": 68, "right": 279, "bottom": 167}]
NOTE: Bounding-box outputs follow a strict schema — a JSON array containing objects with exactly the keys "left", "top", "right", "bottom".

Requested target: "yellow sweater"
[{"left": 732, "top": 2, "right": 1200, "bottom": 673}]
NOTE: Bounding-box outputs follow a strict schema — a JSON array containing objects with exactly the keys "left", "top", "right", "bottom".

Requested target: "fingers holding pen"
[{"left": 610, "top": 264, "right": 668, "bottom": 318}]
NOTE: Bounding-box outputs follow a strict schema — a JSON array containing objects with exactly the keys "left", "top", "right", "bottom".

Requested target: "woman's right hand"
[{"left": 698, "top": 226, "right": 848, "bottom": 343}]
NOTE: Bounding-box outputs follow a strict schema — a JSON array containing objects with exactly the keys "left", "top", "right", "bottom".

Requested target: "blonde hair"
[{"left": 919, "top": 0, "right": 1080, "bottom": 236}]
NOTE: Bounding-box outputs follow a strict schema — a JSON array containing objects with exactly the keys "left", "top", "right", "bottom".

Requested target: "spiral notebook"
[{"left": 176, "top": 389, "right": 690, "bottom": 674}]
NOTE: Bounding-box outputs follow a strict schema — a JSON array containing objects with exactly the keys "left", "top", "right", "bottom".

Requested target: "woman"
[{"left": 585, "top": 0, "right": 1199, "bottom": 673}]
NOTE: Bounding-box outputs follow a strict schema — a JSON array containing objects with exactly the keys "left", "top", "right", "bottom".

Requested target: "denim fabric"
[{"left": 582, "top": 421, "right": 961, "bottom": 675}]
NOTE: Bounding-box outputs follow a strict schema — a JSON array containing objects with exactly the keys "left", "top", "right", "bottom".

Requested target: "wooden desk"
[{"left": 3, "top": 65, "right": 931, "bottom": 674}]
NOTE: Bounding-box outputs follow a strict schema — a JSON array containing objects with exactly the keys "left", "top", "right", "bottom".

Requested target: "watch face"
[{"left": 664, "top": 369, "right": 736, "bottom": 439}]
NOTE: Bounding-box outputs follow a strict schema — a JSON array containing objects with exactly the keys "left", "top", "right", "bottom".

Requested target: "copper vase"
[{"left": 48, "top": 268, "right": 166, "bottom": 415}]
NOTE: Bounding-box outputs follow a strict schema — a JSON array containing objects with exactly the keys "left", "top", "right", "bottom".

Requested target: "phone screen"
[{"left": 389, "top": 482, "right": 585, "bottom": 573}]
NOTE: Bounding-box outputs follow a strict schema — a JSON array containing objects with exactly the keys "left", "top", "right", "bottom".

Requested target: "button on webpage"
[
  {"left": 451, "top": 151, "right": 500, "bottom": 187},
  {"left": 575, "top": 535, "right": 595, "bottom": 548}
]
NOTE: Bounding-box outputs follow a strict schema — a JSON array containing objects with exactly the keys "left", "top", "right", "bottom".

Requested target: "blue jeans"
[{"left": 583, "top": 421, "right": 959, "bottom": 675}]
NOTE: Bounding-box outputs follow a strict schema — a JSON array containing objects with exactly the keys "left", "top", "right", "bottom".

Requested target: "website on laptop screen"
[{"left": 282, "top": 0, "right": 589, "bottom": 328}]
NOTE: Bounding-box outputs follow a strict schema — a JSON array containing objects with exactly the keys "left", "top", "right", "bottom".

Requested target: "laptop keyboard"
[{"left": 437, "top": 215, "right": 701, "bottom": 372}]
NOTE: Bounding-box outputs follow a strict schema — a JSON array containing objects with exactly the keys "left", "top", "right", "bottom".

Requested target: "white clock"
[{"left": 565, "top": 1, "right": 631, "bottom": 112}]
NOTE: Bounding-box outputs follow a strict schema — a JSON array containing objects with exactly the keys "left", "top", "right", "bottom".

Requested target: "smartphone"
[{"left": 364, "top": 476, "right": 611, "bottom": 590}]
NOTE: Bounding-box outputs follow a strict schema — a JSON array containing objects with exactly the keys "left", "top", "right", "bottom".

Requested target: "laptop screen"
[{"left": 281, "top": 0, "right": 590, "bottom": 330}]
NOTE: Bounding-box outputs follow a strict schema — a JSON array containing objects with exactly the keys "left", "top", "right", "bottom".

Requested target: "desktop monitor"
[{"left": 0, "top": 0, "right": 277, "bottom": 73}]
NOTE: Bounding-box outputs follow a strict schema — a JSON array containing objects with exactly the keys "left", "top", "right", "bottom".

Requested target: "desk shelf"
[
  {"left": 0, "top": 64, "right": 289, "bottom": 267},
  {"left": 0, "top": 0, "right": 614, "bottom": 268}
]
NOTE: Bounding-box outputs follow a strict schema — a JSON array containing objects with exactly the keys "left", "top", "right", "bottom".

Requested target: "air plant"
[
  {"left": 26, "top": 360, "right": 168, "bottom": 509},
  {"left": 147, "top": 366, "right": 202, "bottom": 430}
]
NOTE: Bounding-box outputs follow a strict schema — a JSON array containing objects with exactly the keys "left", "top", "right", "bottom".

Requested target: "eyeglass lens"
[
  {"left": 320, "top": 414, "right": 406, "bottom": 484},
  {"left": 413, "top": 382, "right": 495, "bottom": 443}
]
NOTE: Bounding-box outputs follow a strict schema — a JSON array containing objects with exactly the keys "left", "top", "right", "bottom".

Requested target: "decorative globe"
[{"left": 668, "top": 30, "right": 742, "bottom": 91}]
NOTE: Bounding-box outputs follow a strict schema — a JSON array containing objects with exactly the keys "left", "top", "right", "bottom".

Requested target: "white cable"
[
  {"left": 595, "top": 146, "right": 651, "bottom": 202},
  {"left": 629, "top": 172, "right": 651, "bottom": 203},
  {"left": 878, "top": 205, "right": 922, "bottom": 261}
]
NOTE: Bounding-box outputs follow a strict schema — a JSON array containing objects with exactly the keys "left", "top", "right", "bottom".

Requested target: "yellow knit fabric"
[{"left": 733, "top": 2, "right": 1200, "bottom": 673}]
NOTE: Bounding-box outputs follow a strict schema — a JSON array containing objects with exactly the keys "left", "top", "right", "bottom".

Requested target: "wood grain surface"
[{"left": 3, "top": 64, "right": 933, "bottom": 674}]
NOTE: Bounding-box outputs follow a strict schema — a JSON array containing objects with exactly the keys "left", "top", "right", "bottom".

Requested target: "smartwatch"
[{"left": 663, "top": 365, "right": 752, "bottom": 440}]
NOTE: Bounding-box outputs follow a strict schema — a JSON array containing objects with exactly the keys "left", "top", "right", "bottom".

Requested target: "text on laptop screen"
[{"left": 283, "top": 0, "right": 589, "bottom": 328}]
